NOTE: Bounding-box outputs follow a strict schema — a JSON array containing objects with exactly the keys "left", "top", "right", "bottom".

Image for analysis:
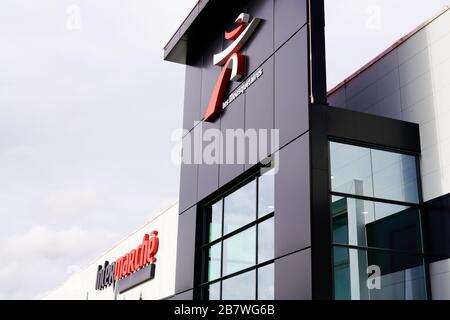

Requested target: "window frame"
[
  {"left": 198, "top": 169, "right": 275, "bottom": 300},
  {"left": 328, "top": 139, "right": 429, "bottom": 300}
]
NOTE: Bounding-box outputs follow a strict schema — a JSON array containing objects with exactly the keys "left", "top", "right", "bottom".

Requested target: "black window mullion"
[
  {"left": 255, "top": 175, "right": 259, "bottom": 300},
  {"left": 198, "top": 259, "right": 275, "bottom": 288},
  {"left": 330, "top": 191, "right": 422, "bottom": 208},
  {"left": 332, "top": 243, "right": 428, "bottom": 258},
  {"left": 200, "top": 212, "right": 274, "bottom": 249},
  {"left": 220, "top": 197, "right": 224, "bottom": 300},
  {"left": 199, "top": 171, "right": 276, "bottom": 300}
]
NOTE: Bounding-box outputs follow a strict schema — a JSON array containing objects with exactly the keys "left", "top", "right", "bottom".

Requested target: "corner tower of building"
[{"left": 165, "top": 0, "right": 425, "bottom": 300}]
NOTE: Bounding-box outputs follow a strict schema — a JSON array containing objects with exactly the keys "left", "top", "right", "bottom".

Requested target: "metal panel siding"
[
  {"left": 274, "top": 0, "right": 307, "bottom": 50},
  {"left": 275, "top": 249, "right": 312, "bottom": 300},
  {"left": 200, "top": 35, "right": 223, "bottom": 117},
  {"left": 275, "top": 133, "right": 311, "bottom": 258},
  {"left": 179, "top": 134, "right": 199, "bottom": 213},
  {"left": 175, "top": 0, "right": 318, "bottom": 300},
  {"left": 328, "top": 9, "right": 450, "bottom": 202},
  {"left": 425, "top": 194, "right": 450, "bottom": 260},
  {"left": 219, "top": 95, "right": 245, "bottom": 187},
  {"left": 175, "top": 206, "right": 197, "bottom": 294},
  {"left": 183, "top": 63, "right": 202, "bottom": 132},
  {"left": 246, "top": 0, "right": 275, "bottom": 73},
  {"left": 168, "top": 290, "right": 194, "bottom": 300},
  {"left": 274, "top": 27, "right": 309, "bottom": 148},
  {"left": 197, "top": 121, "right": 220, "bottom": 201},
  {"left": 245, "top": 57, "right": 274, "bottom": 170}
]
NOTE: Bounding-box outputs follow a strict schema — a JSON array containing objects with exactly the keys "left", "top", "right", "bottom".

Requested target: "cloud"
[
  {"left": 0, "top": 226, "right": 119, "bottom": 299},
  {"left": 42, "top": 185, "right": 103, "bottom": 219}
]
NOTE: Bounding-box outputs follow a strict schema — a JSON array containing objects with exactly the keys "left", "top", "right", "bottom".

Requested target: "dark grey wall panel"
[
  {"left": 328, "top": 48, "right": 404, "bottom": 122},
  {"left": 372, "top": 91, "right": 402, "bottom": 120},
  {"left": 175, "top": 206, "right": 197, "bottom": 294},
  {"left": 197, "top": 121, "right": 220, "bottom": 201},
  {"left": 200, "top": 35, "right": 223, "bottom": 118},
  {"left": 425, "top": 194, "right": 450, "bottom": 261},
  {"left": 328, "top": 86, "right": 346, "bottom": 108},
  {"left": 246, "top": 0, "right": 274, "bottom": 73},
  {"left": 275, "top": 249, "right": 312, "bottom": 300},
  {"left": 183, "top": 63, "right": 202, "bottom": 132},
  {"left": 179, "top": 133, "right": 199, "bottom": 213},
  {"left": 168, "top": 290, "right": 194, "bottom": 300},
  {"left": 274, "top": 0, "right": 307, "bottom": 50},
  {"left": 245, "top": 58, "right": 274, "bottom": 169},
  {"left": 325, "top": 105, "right": 421, "bottom": 153},
  {"left": 274, "top": 27, "right": 309, "bottom": 148},
  {"left": 275, "top": 133, "right": 311, "bottom": 258},
  {"left": 219, "top": 95, "right": 245, "bottom": 187}
]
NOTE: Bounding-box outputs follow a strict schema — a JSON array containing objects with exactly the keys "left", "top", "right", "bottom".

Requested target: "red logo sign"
[
  {"left": 96, "top": 230, "right": 159, "bottom": 291},
  {"left": 204, "top": 13, "right": 261, "bottom": 122},
  {"left": 114, "top": 230, "right": 159, "bottom": 280}
]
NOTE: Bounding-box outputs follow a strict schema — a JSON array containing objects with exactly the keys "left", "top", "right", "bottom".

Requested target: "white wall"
[
  {"left": 43, "top": 203, "right": 179, "bottom": 300},
  {"left": 328, "top": 8, "right": 450, "bottom": 202}
]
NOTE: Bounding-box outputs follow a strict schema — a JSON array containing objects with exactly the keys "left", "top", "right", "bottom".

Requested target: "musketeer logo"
[
  {"left": 204, "top": 13, "right": 261, "bottom": 122},
  {"left": 95, "top": 230, "right": 159, "bottom": 294}
]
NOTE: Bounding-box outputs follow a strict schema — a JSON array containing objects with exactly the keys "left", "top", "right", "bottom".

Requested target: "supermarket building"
[{"left": 46, "top": 1, "right": 450, "bottom": 300}]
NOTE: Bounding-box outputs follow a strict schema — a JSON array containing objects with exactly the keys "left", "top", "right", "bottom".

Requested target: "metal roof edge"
[{"left": 327, "top": 5, "right": 450, "bottom": 97}]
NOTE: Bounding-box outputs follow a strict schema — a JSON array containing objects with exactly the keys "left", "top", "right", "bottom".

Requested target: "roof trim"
[
  {"left": 327, "top": 5, "right": 450, "bottom": 97},
  {"left": 163, "top": 0, "right": 211, "bottom": 64}
]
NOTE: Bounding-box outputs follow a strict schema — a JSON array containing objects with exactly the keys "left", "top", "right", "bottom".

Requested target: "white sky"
[
  {"left": 0, "top": 0, "right": 448, "bottom": 299},
  {"left": 326, "top": 0, "right": 450, "bottom": 89}
]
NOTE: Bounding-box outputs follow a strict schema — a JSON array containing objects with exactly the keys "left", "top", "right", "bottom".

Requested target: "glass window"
[
  {"left": 207, "top": 200, "right": 223, "bottom": 243},
  {"left": 330, "top": 142, "right": 373, "bottom": 197},
  {"left": 371, "top": 149, "right": 419, "bottom": 204},
  {"left": 224, "top": 180, "right": 257, "bottom": 235},
  {"left": 200, "top": 171, "right": 275, "bottom": 300},
  {"left": 330, "top": 141, "right": 424, "bottom": 300},
  {"left": 202, "top": 282, "right": 221, "bottom": 300},
  {"left": 258, "top": 264, "right": 274, "bottom": 300},
  {"left": 222, "top": 270, "right": 256, "bottom": 300},
  {"left": 258, "top": 218, "right": 274, "bottom": 263},
  {"left": 206, "top": 243, "right": 221, "bottom": 282},
  {"left": 333, "top": 246, "right": 427, "bottom": 300},
  {"left": 258, "top": 169, "right": 275, "bottom": 217},
  {"left": 331, "top": 196, "right": 422, "bottom": 253},
  {"left": 223, "top": 227, "right": 256, "bottom": 276},
  {"left": 330, "top": 142, "right": 420, "bottom": 204}
]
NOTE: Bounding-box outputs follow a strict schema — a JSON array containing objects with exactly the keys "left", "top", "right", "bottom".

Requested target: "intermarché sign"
[{"left": 95, "top": 230, "right": 159, "bottom": 294}]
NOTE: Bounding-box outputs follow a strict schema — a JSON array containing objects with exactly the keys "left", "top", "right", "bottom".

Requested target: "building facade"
[
  {"left": 328, "top": 6, "right": 450, "bottom": 300},
  {"left": 164, "top": 0, "right": 450, "bottom": 300},
  {"left": 46, "top": 1, "right": 450, "bottom": 301}
]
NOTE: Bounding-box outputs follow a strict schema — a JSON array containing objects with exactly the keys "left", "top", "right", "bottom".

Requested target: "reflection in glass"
[
  {"left": 207, "top": 243, "right": 221, "bottom": 281},
  {"left": 331, "top": 196, "right": 422, "bottom": 252},
  {"left": 207, "top": 200, "right": 223, "bottom": 243},
  {"left": 333, "top": 246, "right": 426, "bottom": 300},
  {"left": 222, "top": 271, "right": 256, "bottom": 300},
  {"left": 224, "top": 180, "right": 257, "bottom": 234},
  {"left": 203, "top": 282, "right": 220, "bottom": 300},
  {"left": 330, "top": 142, "right": 419, "bottom": 204},
  {"left": 223, "top": 227, "right": 256, "bottom": 276},
  {"left": 258, "top": 218, "right": 274, "bottom": 263},
  {"left": 258, "top": 169, "right": 275, "bottom": 217},
  {"left": 371, "top": 149, "right": 419, "bottom": 204},
  {"left": 330, "top": 142, "right": 373, "bottom": 197},
  {"left": 258, "top": 264, "right": 274, "bottom": 300}
]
